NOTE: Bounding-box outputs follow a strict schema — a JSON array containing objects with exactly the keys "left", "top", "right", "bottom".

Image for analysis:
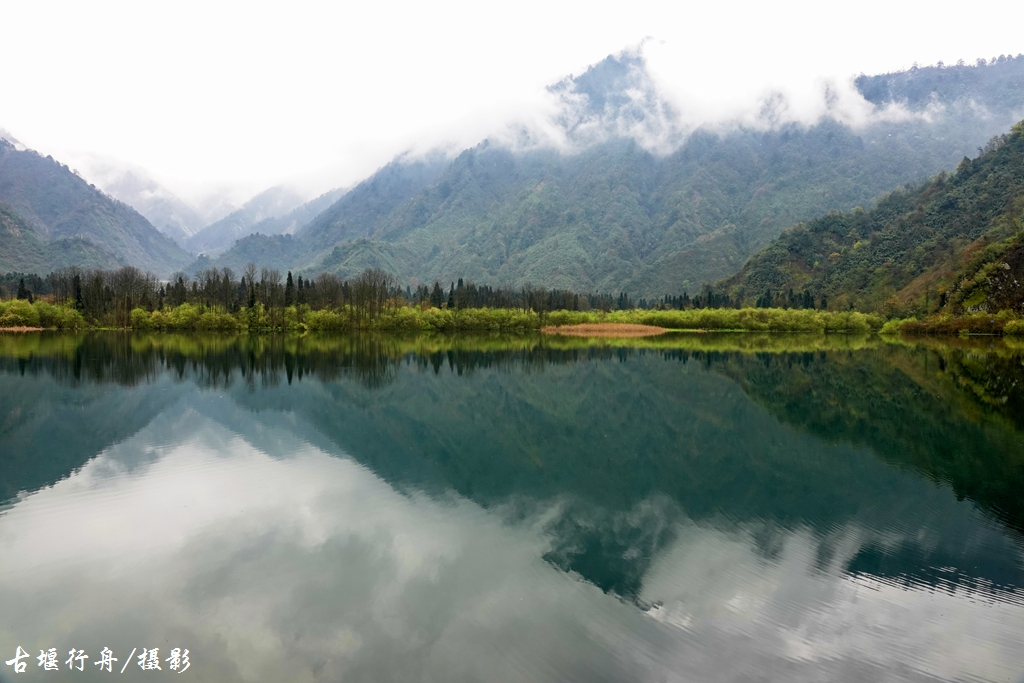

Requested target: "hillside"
[
  {"left": 721, "top": 120, "right": 1024, "bottom": 316},
  {"left": 185, "top": 186, "right": 307, "bottom": 255},
  {"left": 0, "top": 202, "right": 122, "bottom": 273},
  {"left": 0, "top": 139, "right": 192, "bottom": 276},
  {"left": 856, "top": 53, "right": 1024, "bottom": 112},
  {"left": 202, "top": 55, "right": 1024, "bottom": 297},
  {"left": 99, "top": 169, "right": 207, "bottom": 246}
]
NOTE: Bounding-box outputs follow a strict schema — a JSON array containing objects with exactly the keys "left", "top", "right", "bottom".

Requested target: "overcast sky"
[{"left": 1, "top": 0, "right": 1022, "bottom": 205}]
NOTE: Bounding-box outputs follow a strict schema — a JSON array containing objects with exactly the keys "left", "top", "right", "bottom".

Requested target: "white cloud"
[{"left": 1, "top": 0, "right": 1021, "bottom": 206}]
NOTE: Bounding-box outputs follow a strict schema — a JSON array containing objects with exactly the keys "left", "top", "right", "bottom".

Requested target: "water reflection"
[{"left": 1, "top": 332, "right": 1023, "bottom": 682}]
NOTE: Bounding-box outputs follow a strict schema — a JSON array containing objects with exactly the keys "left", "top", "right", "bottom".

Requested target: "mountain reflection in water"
[{"left": 1, "top": 332, "right": 1023, "bottom": 683}]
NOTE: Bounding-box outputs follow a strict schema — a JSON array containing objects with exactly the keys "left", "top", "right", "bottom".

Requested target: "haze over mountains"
[
  {"left": 196, "top": 52, "right": 1024, "bottom": 296},
  {"left": 79, "top": 164, "right": 209, "bottom": 246},
  {"left": 2, "top": 50, "right": 1023, "bottom": 294},
  {"left": 185, "top": 186, "right": 308, "bottom": 255}
]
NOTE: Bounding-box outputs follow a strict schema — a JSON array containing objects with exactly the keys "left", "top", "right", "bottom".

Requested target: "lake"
[{"left": 1, "top": 332, "right": 1023, "bottom": 682}]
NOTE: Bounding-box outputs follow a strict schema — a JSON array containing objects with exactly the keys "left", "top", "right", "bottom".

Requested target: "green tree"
[
  {"left": 430, "top": 281, "right": 444, "bottom": 308},
  {"left": 285, "top": 271, "right": 295, "bottom": 307}
]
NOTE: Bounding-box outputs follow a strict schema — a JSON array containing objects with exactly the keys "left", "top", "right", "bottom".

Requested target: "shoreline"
[{"left": 541, "top": 323, "right": 668, "bottom": 337}]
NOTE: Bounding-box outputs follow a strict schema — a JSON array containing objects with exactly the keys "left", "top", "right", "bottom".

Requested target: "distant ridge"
[
  {"left": 0, "top": 139, "right": 192, "bottom": 276},
  {"left": 185, "top": 186, "right": 307, "bottom": 256},
  {"left": 0, "top": 201, "right": 122, "bottom": 273}
]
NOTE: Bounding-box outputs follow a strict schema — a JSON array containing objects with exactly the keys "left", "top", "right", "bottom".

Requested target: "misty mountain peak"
[{"left": 546, "top": 49, "right": 685, "bottom": 153}]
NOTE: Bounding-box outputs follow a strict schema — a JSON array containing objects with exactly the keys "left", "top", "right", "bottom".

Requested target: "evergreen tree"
[
  {"left": 447, "top": 283, "right": 455, "bottom": 309},
  {"left": 72, "top": 274, "right": 83, "bottom": 311},
  {"left": 285, "top": 271, "right": 295, "bottom": 306},
  {"left": 430, "top": 281, "right": 444, "bottom": 308},
  {"left": 16, "top": 277, "right": 28, "bottom": 300}
]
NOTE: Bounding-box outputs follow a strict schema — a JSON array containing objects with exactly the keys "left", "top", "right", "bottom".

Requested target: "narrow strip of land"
[{"left": 541, "top": 323, "right": 667, "bottom": 337}]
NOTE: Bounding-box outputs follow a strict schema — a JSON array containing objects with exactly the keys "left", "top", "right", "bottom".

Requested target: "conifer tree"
[
  {"left": 430, "top": 281, "right": 444, "bottom": 308},
  {"left": 285, "top": 271, "right": 295, "bottom": 306},
  {"left": 73, "top": 274, "right": 83, "bottom": 311}
]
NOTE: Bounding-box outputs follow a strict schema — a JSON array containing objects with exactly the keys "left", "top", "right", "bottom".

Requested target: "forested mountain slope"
[
  {"left": 185, "top": 185, "right": 307, "bottom": 255},
  {"left": 721, "top": 120, "right": 1024, "bottom": 315},
  {"left": 0, "top": 139, "right": 192, "bottom": 276},
  {"left": 196, "top": 153, "right": 448, "bottom": 274},
  {"left": 0, "top": 202, "right": 121, "bottom": 273},
  {"left": 856, "top": 53, "right": 1024, "bottom": 112},
  {"left": 203, "top": 55, "right": 1024, "bottom": 297}
]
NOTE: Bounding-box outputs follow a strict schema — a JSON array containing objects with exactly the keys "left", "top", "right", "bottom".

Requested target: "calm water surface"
[{"left": 1, "top": 332, "right": 1023, "bottom": 682}]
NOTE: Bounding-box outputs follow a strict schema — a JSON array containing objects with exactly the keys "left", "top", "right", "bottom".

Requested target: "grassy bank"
[
  {"left": 0, "top": 300, "right": 891, "bottom": 334},
  {"left": 880, "top": 311, "right": 1024, "bottom": 336},
  {"left": 8, "top": 298, "right": 1024, "bottom": 337}
]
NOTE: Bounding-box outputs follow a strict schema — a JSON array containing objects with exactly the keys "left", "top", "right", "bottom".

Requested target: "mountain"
[
  {"left": 201, "top": 54, "right": 1024, "bottom": 296},
  {"left": 247, "top": 187, "right": 346, "bottom": 237},
  {"left": 191, "top": 154, "right": 447, "bottom": 274},
  {"left": 184, "top": 186, "right": 307, "bottom": 255},
  {"left": 855, "top": 54, "right": 1024, "bottom": 113},
  {"left": 720, "top": 119, "right": 1024, "bottom": 316},
  {"left": 0, "top": 202, "right": 122, "bottom": 273},
  {"left": 0, "top": 139, "right": 192, "bottom": 276},
  {"left": 96, "top": 169, "right": 207, "bottom": 246}
]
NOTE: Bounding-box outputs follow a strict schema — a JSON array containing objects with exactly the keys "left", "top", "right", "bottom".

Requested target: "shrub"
[
  {"left": 1004, "top": 319, "right": 1024, "bottom": 336},
  {"left": 130, "top": 307, "right": 154, "bottom": 330},
  {"left": 0, "top": 300, "right": 41, "bottom": 327},
  {"left": 879, "top": 319, "right": 905, "bottom": 335}
]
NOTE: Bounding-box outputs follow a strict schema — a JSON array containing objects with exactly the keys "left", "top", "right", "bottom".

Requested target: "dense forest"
[
  {"left": 722, "top": 119, "right": 1024, "bottom": 318},
  {"left": 0, "top": 262, "right": 889, "bottom": 334}
]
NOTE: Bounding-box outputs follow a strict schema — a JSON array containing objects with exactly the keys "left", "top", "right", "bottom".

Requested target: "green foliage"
[
  {"left": 7, "top": 298, "right": 884, "bottom": 334},
  {"left": 128, "top": 303, "right": 244, "bottom": 332},
  {"left": 130, "top": 307, "right": 154, "bottom": 330},
  {"left": 34, "top": 302, "right": 85, "bottom": 329},
  {"left": 880, "top": 311, "right": 1021, "bottom": 336},
  {"left": 724, "top": 117, "right": 1024, "bottom": 317},
  {"left": 879, "top": 319, "right": 906, "bottom": 335},
  {"left": 0, "top": 299, "right": 40, "bottom": 327},
  {"left": 1005, "top": 319, "right": 1024, "bottom": 336},
  {"left": 0, "top": 299, "right": 83, "bottom": 329}
]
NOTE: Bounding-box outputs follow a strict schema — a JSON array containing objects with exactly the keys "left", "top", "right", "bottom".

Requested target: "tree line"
[{"left": 1, "top": 263, "right": 828, "bottom": 329}]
